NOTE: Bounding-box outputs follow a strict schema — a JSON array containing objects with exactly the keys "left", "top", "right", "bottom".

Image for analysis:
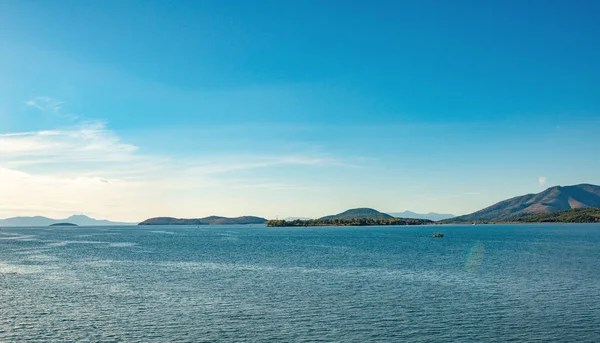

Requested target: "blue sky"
[{"left": 0, "top": 0, "right": 599, "bottom": 221}]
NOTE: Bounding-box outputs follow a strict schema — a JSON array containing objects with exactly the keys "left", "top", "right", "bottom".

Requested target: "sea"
[{"left": 1, "top": 224, "right": 599, "bottom": 342}]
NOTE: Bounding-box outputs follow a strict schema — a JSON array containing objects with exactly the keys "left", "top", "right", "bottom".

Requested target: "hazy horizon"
[
  {"left": 0, "top": 208, "right": 458, "bottom": 223},
  {"left": 1, "top": 1, "right": 599, "bottom": 221}
]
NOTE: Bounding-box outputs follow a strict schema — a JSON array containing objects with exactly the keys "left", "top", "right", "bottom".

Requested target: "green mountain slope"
[
  {"left": 511, "top": 206, "right": 600, "bottom": 223},
  {"left": 448, "top": 184, "right": 600, "bottom": 222}
]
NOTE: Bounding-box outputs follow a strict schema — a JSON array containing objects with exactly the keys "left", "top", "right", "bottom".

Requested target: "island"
[
  {"left": 267, "top": 208, "right": 433, "bottom": 227},
  {"left": 49, "top": 222, "right": 78, "bottom": 226},
  {"left": 267, "top": 217, "right": 433, "bottom": 227},
  {"left": 138, "top": 216, "right": 268, "bottom": 225}
]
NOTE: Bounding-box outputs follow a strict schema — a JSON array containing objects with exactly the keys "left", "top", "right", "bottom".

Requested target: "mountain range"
[
  {"left": 448, "top": 184, "right": 600, "bottom": 222},
  {"left": 388, "top": 211, "right": 455, "bottom": 221},
  {"left": 0, "top": 214, "right": 133, "bottom": 227},
  {"left": 138, "top": 216, "right": 268, "bottom": 225},
  {"left": 5, "top": 183, "right": 599, "bottom": 226}
]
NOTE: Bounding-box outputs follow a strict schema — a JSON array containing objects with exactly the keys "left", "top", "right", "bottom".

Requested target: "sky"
[{"left": 0, "top": 0, "right": 599, "bottom": 221}]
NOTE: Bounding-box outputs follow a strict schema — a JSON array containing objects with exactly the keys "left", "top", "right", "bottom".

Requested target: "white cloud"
[{"left": 538, "top": 176, "right": 547, "bottom": 187}]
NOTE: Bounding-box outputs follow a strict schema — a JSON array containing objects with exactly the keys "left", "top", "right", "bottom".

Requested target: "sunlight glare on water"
[{"left": 466, "top": 241, "right": 485, "bottom": 273}]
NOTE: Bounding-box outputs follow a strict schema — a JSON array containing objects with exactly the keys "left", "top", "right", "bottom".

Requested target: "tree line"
[
  {"left": 511, "top": 206, "right": 600, "bottom": 223},
  {"left": 267, "top": 217, "right": 433, "bottom": 227}
]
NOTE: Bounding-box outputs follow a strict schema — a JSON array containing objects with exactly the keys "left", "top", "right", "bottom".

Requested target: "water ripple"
[{"left": 0, "top": 224, "right": 599, "bottom": 342}]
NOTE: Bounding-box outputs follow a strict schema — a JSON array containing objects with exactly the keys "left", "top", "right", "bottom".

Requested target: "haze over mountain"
[
  {"left": 0, "top": 215, "right": 133, "bottom": 227},
  {"left": 388, "top": 211, "right": 455, "bottom": 221},
  {"left": 139, "top": 216, "right": 268, "bottom": 225},
  {"left": 449, "top": 184, "right": 600, "bottom": 222},
  {"left": 320, "top": 208, "right": 393, "bottom": 220}
]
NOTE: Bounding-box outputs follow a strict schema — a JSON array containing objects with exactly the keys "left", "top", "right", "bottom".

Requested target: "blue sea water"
[{"left": 1, "top": 224, "right": 599, "bottom": 342}]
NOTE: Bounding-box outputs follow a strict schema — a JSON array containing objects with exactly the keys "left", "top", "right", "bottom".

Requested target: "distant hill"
[
  {"left": 320, "top": 208, "right": 393, "bottom": 220},
  {"left": 138, "top": 216, "right": 268, "bottom": 225},
  {"left": 512, "top": 206, "right": 600, "bottom": 223},
  {"left": 49, "top": 222, "right": 78, "bottom": 227},
  {"left": 448, "top": 184, "right": 600, "bottom": 222},
  {"left": 389, "top": 211, "right": 455, "bottom": 221},
  {"left": 0, "top": 214, "right": 133, "bottom": 227}
]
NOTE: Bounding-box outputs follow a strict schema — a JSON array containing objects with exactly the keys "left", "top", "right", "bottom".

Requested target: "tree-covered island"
[{"left": 267, "top": 217, "right": 433, "bottom": 227}]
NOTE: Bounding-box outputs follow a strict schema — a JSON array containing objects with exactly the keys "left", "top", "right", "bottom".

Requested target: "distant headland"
[
  {"left": 49, "top": 222, "right": 78, "bottom": 227},
  {"left": 441, "top": 184, "right": 600, "bottom": 223}
]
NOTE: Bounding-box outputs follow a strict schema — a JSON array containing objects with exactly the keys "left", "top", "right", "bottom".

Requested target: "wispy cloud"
[
  {"left": 0, "top": 121, "right": 137, "bottom": 166},
  {"left": 25, "top": 96, "right": 63, "bottom": 112},
  {"left": 538, "top": 176, "right": 547, "bottom": 187},
  {"left": 180, "top": 155, "right": 341, "bottom": 176},
  {"left": 24, "top": 96, "right": 77, "bottom": 120},
  {"left": 1, "top": 116, "right": 342, "bottom": 174}
]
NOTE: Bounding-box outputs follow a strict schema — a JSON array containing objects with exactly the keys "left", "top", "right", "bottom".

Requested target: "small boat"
[{"left": 432, "top": 232, "right": 444, "bottom": 238}]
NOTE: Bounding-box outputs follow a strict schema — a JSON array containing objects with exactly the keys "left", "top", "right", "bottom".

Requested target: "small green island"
[
  {"left": 267, "top": 208, "right": 433, "bottom": 227},
  {"left": 49, "top": 222, "right": 78, "bottom": 227},
  {"left": 267, "top": 217, "right": 433, "bottom": 227}
]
